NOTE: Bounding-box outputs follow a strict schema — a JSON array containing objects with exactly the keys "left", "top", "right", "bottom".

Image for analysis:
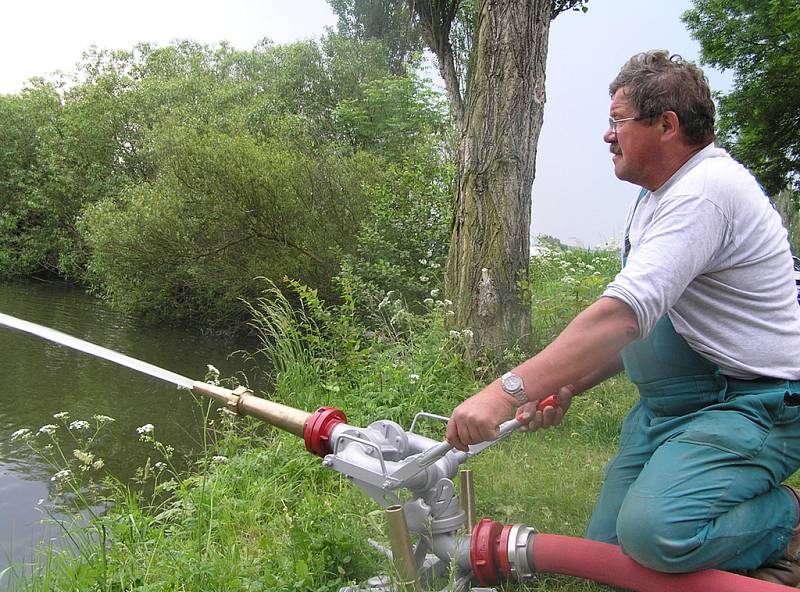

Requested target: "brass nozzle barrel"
[{"left": 191, "top": 381, "right": 311, "bottom": 438}]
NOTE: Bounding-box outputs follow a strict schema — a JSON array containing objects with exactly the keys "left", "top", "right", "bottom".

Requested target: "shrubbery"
[{"left": 0, "top": 36, "right": 453, "bottom": 333}]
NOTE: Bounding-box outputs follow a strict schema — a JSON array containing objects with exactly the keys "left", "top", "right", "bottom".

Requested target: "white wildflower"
[
  {"left": 73, "top": 449, "right": 95, "bottom": 466},
  {"left": 430, "top": 262, "right": 440, "bottom": 269},
  {"left": 449, "top": 330, "right": 460, "bottom": 338},
  {"left": 206, "top": 364, "right": 220, "bottom": 376},
  {"left": 92, "top": 414, "right": 115, "bottom": 423},
  {"left": 444, "top": 299, "right": 453, "bottom": 307},
  {"left": 69, "top": 420, "right": 90, "bottom": 431},
  {"left": 136, "top": 424, "right": 154, "bottom": 434},
  {"left": 419, "top": 258, "right": 428, "bottom": 265},
  {"left": 38, "top": 424, "right": 58, "bottom": 436},
  {"left": 378, "top": 294, "right": 391, "bottom": 310},
  {"left": 445, "top": 310, "right": 455, "bottom": 318},
  {"left": 462, "top": 329, "right": 474, "bottom": 340},
  {"left": 426, "top": 249, "right": 433, "bottom": 257},
  {"left": 429, "top": 288, "right": 440, "bottom": 298},
  {"left": 92, "top": 459, "right": 104, "bottom": 470},
  {"left": 53, "top": 412, "right": 69, "bottom": 420},
  {"left": 435, "top": 300, "right": 444, "bottom": 307},
  {"left": 419, "top": 275, "right": 429, "bottom": 283},
  {"left": 10, "top": 428, "right": 31, "bottom": 442},
  {"left": 154, "top": 462, "right": 167, "bottom": 471},
  {"left": 51, "top": 469, "right": 72, "bottom": 482},
  {"left": 409, "top": 373, "right": 420, "bottom": 383},
  {"left": 211, "top": 455, "right": 229, "bottom": 464},
  {"left": 423, "top": 298, "right": 434, "bottom": 306}
]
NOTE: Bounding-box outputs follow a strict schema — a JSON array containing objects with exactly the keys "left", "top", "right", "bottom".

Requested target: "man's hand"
[
  {"left": 445, "top": 381, "right": 518, "bottom": 451},
  {"left": 516, "top": 385, "right": 575, "bottom": 432}
]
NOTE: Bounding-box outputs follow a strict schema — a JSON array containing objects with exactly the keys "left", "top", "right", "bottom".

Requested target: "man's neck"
[{"left": 646, "top": 142, "right": 711, "bottom": 192}]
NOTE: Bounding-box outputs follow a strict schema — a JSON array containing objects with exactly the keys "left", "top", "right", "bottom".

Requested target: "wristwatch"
[{"left": 500, "top": 371, "right": 528, "bottom": 406}]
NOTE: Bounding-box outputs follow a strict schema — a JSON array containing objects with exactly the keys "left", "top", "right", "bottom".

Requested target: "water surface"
[{"left": 0, "top": 281, "right": 255, "bottom": 575}]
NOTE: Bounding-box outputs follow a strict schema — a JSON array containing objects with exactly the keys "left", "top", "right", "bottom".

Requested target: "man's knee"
[{"left": 616, "top": 495, "right": 702, "bottom": 573}]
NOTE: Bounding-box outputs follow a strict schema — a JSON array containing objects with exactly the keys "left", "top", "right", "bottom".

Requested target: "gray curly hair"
[{"left": 610, "top": 50, "right": 715, "bottom": 146}]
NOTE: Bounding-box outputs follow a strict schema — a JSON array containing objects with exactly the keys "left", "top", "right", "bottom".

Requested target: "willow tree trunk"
[{"left": 445, "top": 0, "right": 551, "bottom": 356}]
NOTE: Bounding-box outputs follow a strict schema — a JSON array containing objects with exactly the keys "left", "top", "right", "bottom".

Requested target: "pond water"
[{"left": 0, "top": 281, "right": 256, "bottom": 576}]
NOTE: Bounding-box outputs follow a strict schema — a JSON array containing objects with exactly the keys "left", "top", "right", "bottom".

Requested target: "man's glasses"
[{"left": 608, "top": 116, "right": 641, "bottom": 133}]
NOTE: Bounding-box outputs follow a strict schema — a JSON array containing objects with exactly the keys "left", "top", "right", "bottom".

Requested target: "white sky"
[{"left": 1, "top": 0, "right": 730, "bottom": 247}]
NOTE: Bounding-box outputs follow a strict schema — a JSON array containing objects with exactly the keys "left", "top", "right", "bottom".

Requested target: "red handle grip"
[{"left": 536, "top": 394, "right": 559, "bottom": 411}]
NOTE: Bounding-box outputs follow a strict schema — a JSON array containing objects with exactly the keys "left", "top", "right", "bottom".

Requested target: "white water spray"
[{"left": 0, "top": 312, "right": 194, "bottom": 389}]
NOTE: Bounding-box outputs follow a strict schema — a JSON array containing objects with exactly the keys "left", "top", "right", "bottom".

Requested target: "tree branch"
[{"left": 408, "top": 0, "right": 465, "bottom": 128}]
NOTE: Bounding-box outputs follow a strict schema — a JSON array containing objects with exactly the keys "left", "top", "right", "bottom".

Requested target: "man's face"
[{"left": 604, "top": 88, "right": 661, "bottom": 188}]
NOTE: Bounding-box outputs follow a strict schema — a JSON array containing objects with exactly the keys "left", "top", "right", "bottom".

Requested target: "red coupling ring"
[
  {"left": 303, "top": 407, "right": 347, "bottom": 457},
  {"left": 471, "top": 518, "right": 514, "bottom": 585}
]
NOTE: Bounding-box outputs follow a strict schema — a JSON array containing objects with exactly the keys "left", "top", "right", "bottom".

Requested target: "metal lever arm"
[
  {"left": 387, "top": 393, "right": 560, "bottom": 486},
  {"left": 387, "top": 418, "right": 522, "bottom": 485}
]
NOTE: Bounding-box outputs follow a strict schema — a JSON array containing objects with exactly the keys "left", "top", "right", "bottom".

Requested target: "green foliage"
[
  {"left": 337, "top": 140, "right": 453, "bottom": 316},
  {"left": 528, "top": 239, "right": 621, "bottom": 352},
  {"left": 80, "top": 124, "right": 376, "bottom": 328},
  {"left": 334, "top": 74, "right": 449, "bottom": 160},
  {"left": 773, "top": 189, "right": 800, "bottom": 256},
  {"left": 683, "top": 0, "right": 800, "bottom": 196},
  {"left": 327, "top": 0, "right": 424, "bottom": 74},
  {"left": 0, "top": 33, "right": 452, "bottom": 329},
  {"left": 245, "top": 278, "right": 476, "bottom": 425}
]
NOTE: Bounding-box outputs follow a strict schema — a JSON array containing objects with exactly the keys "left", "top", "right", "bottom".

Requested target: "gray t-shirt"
[{"left": 604, "top": 144, "right": 800, "bottom": 380}]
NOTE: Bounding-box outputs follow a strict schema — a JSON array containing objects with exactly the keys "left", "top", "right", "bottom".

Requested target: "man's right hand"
[{"left": 516, "top": 385, "right": 575, "bottom": 432}]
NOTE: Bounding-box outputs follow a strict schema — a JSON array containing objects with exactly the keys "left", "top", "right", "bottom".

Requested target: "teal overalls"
[{"left": 585, "top": 191, "right": 800, "bottom": 572}]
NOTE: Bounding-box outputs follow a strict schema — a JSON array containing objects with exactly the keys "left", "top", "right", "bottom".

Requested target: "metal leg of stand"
[
  {"left": 459, "top": 468, "right": 475, "bottom": 533},
  {"left": 385, "top": 505, "right": 421, "bottom": 592}
]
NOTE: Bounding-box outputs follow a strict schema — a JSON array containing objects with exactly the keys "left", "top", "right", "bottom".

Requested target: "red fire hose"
[
  {"left": 532, "top": 533, "right": 793, "bottom": 591},
  {"left": 471, "top": 518, "right": 794, "bottom": 591}
]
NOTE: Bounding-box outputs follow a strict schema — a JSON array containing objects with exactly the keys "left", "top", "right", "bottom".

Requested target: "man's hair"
[{"left": 610, "top": 50, "right": 715, "bottom": 146}]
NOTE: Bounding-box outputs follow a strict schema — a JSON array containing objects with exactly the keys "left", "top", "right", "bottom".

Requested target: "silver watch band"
[{"left": 501, "top": 371, "right": 528, "bottom": 405}]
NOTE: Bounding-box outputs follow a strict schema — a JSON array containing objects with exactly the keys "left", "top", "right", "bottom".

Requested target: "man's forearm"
[
  {"left": 513, "top": 297, "right": 639, "bottom": 402},
  {"left": 571, "top": 354, "right": 625, "bottom": 395}
]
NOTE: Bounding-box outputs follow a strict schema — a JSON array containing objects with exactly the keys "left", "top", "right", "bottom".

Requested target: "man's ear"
[{"left": 661, "top": 111, "right": 680, "bottom": 139}]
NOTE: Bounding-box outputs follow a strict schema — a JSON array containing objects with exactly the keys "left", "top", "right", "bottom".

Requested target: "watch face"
[{"left": 503, "top": 374, "right": 523, "bottom": 392}]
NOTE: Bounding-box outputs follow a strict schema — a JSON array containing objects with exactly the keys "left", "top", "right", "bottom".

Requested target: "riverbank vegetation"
[
  {"left": 0, "top": 35, "right": 451, "bottom": 332},
  {"left": 4, "top": 246, "right": 632, "bottom": 591}
]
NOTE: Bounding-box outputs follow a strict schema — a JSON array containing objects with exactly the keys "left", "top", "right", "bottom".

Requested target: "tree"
[
  {"left": 328, "top": 0, "right": 423, "bottom": 73},
  {"left": 409, "top": 0, "right": 587, "bottom": 356},
  {"left": 683, "top": 0, "right": 800, "bottom": 197}
]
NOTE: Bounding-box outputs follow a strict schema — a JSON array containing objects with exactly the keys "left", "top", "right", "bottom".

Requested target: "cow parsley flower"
[
  {"left": 51, "top": 469, "right": 72, "bottom": 482},
  {"left": 10, "top": 428, "right": 31, "bottom": 442}
]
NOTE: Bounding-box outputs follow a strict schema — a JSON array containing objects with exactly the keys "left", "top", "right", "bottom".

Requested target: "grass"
[{"left": 6, "top": 245, "right": 634, "bottom": 591}]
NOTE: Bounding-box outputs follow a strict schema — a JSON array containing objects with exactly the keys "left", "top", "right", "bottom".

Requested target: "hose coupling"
[
  {"left": 227, "top": 386, "right": 251, "bottom": 414},
  {"left": 303, "top": 406, "right": 348, "bottom": 457},
  {"left": 470, "top": 518, "right": 537, "bottom": 585}
]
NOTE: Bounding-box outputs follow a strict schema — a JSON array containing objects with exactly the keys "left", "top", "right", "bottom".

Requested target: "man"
[{"left": 445, "top": 51, "right": 800, "bottom": 584}]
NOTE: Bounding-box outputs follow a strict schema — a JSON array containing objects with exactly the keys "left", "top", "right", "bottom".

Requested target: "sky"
[{"left": 1, "top": 0, "right": 731, "bottom": 247}]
